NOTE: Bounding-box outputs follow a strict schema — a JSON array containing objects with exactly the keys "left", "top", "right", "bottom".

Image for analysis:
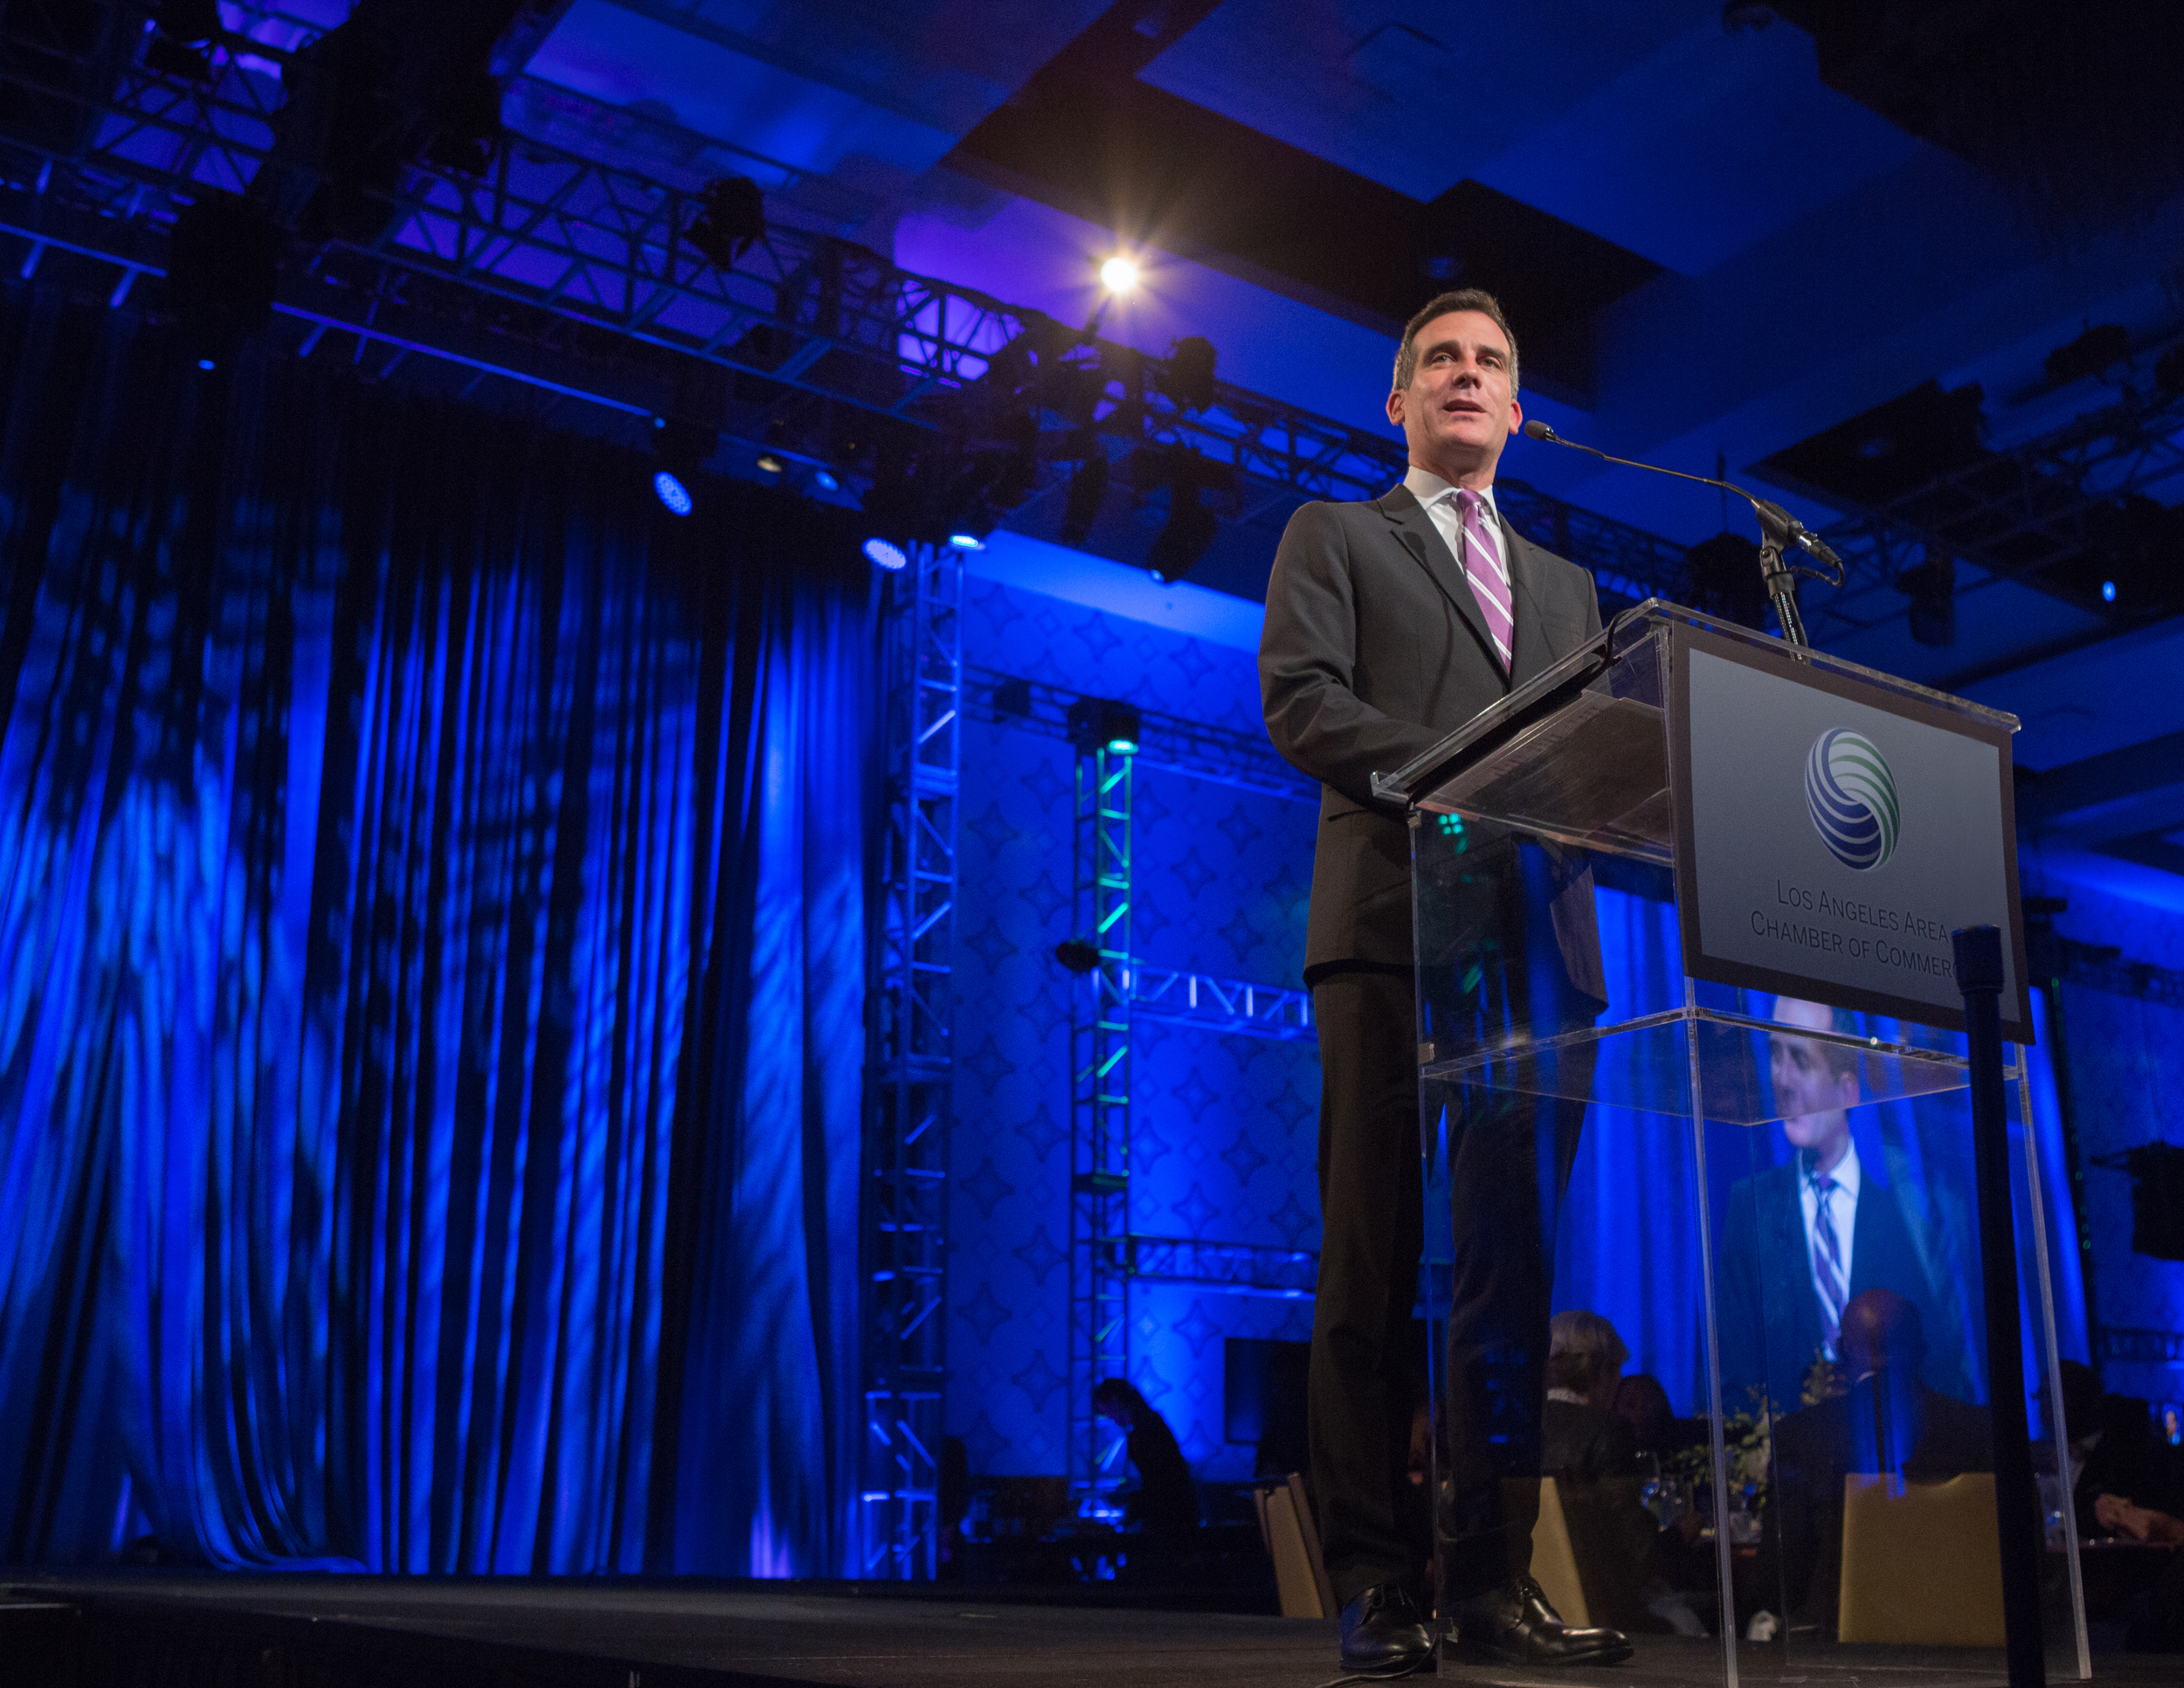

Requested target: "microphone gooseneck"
[{"left": 1519, "top": 419, "right": 1842, "bottom": 648}]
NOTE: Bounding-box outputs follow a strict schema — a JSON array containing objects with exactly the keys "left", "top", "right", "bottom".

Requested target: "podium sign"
[{"left": 1669, "top": 623, "right": 2032, "bottom": 1041}]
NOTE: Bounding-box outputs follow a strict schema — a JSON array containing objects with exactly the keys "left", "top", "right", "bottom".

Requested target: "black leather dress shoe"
[
  {"left": 1338, "top": 1582, "right": 1434, "bottom": 1678},
  {"left": 1452, "top": 1574, "right": 1632, "bottom": 1665}
]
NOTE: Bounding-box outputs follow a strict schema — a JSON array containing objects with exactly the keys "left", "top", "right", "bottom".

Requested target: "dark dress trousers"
[
  {"left": 1716, "top": 1159, "right": 1972, "bottom": 1418},
  {"left": 1260, "top": 484, "right": 1605, "bottom": 1607}
]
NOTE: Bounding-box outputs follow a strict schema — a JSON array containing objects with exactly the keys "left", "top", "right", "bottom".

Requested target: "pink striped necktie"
[
  {"left": 1809, "top": 1172, "right": 1848, "bottom": 1357},
  {"left": 1454, "top": 488, "right": 1513, "bottom": 670}
]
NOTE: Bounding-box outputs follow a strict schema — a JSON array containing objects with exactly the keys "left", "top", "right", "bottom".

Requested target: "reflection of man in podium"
[
  {"left": 1717, "top": 998, "right": 1967, "bottom": 1417},
  {"left": 1260, "top": 289, "right": 1628, "bottom": 1675}
]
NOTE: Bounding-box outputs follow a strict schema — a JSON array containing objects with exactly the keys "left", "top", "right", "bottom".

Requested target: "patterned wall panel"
[
  {"left": 2043, "top": 873, "right": 2184, "bottom": 1402},
  {"left": 948, "top": 575, "right": 1322, "bottom": 1484}
]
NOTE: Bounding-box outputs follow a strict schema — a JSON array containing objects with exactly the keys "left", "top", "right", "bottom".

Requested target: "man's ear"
[
  {"left": 1386, "top": 386, "right": 1406, "bottom": 430},
  {"left": 1510, "top": 394, "right": 1524, "bottom": 436}
]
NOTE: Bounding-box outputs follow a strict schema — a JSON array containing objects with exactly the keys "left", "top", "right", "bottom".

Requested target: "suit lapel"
[
  {"left": 1503, "top": 518, "right": 1554, "bottom": 684},
  {"left": 1375, "top": 485, "right": 1502, "bottom": 677},
  {"left": 1767, "top": 1164, "right": 1826, "bottom": 1368}
]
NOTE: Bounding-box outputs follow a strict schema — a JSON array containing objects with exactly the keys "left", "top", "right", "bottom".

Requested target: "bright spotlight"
[
  {"left": 812, "top": 467, "right": 840, "bottom": 492},
  {"left": 653, "top": 470, "right": 694, "bottom": 515},
  {"left": 2102, "top": 579, "right": 2118, "bottom": 602},
  {"left": 864, "top": 536, "right": 909, "bottom": 571},
  {"left": 1099, "top": 255, "right": 1139, "bottom": 295},
  {"left": 947, "top": 531, "right": 987, "bottom": 551},
  {"left": 756, "top": 453, "right": 784, "bottom": 474}
]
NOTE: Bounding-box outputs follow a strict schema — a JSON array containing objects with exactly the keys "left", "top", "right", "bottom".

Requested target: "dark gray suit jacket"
[{"left": 1259, "top": 483, "right": 1606, "bottom": 981}]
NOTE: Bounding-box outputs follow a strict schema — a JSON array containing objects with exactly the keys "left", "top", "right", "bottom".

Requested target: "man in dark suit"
[
  {"left": 1717, "top": 998, "right": 1970, "bottom": 1420},
  {"left": 1771, "top": 1290, "right": 1994, "bottom": 1629},
  {"left": 1261, "top": 289, "right": 1628, "bottom": 1675}
]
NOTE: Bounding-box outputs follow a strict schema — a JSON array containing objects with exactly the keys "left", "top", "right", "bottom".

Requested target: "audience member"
[
  {"left": 1544, "top": 1311, "right": 1641, "bottom": 1483},
  {"left": 1613, "top": 1372, "right": 1706, "bottom": 1462},
  {"left": 1093, "top": 1379, "right": 1198, "bottom": 1533},
  {"left": 1717, "top": 997, "right": 1970, "bottom": 1417},
  {"left": 1772, "top": 1289, "right": 1994, "bottom": 1629},
  {"left": 2055, "top": 1359, "right": 2181, "bottom": 1540},
  {"left": 2091, "top": 1491, "right": 2184, "bottom": 1653}
]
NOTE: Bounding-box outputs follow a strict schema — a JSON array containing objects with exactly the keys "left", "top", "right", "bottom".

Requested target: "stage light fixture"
[
  {"left": 2045, "top": 322, "right": 2131, "bottom": 386},
  {"left": 1148, "top": 454, "right": 1217, "bottom": 584},
  {"left": 812, "top": 468, "right": 840, "bottom": 492},
  {"left": 1054, "top": 938, "right": 1102, "bottom": 974},
  {"left": 863, "top": 536, "right": 909, "bottom": 571},
  {"left": 1059, "top": 453, "right": 1109, "bottom": 547},
  {"left": 1158, "top": 336, "right": 1218, "bottom": 412},
  {"left": 1892, "top": 548, "right": 1956, "bottom": 647},
  {"left": 756, "top": 453, "right": 784, "bottom": 474},
  {"left": 686, "top": 176, "right": 765, "bottom": 269},
  {"left": 1067, "top": 697, "right": 1140, "bottom": 757},
  {"left": 168, "top": 193, "right": 280, "bottom": 370},
  {"left": 649, "top": 415, "right": 715, "bottom": 513},
  {"left": 2104, "top": 579, "right": 2118, "bottom": 602},
  {"left": 947, "top": 531, "right": 986, "bottom": 551},
  {"left": 148, "top": 0, "right": 221, "bottom": 79},
  {"left": 1098, "top": 255, "right": 1140, "bottom": 295}
]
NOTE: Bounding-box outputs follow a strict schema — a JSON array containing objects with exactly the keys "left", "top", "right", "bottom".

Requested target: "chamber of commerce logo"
[{"left": 1805, "top": 728, "right": 1900, "bottom": 871}]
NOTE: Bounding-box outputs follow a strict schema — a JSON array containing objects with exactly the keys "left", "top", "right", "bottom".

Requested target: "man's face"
[
  {"left": 1770, "top": 997, "right": 1857, "bottom": 1157},
  {"left": 1386, "top": 309, "right": 1522, "bottom": 479}
]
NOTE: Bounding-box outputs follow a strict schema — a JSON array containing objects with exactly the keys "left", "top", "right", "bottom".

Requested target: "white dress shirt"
[
  {"left": 1799, "top": 1137, "right": 1862, "bottom": 1354},
  {"left": 1401, "top": 465, "right": 1506, "bottom": 595}
]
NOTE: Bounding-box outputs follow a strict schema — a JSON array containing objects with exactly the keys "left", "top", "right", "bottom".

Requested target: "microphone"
[
  {"left": 1519, "top": 418, "right": 1843, "bottom": 576},
  {"left": 1519, "top": 419, "right": 1839, "bottom": 648}
]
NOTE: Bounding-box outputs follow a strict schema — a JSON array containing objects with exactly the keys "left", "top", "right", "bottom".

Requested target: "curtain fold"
[{"left": 0, "top": 291, "right": 873, "bottom": 1573}]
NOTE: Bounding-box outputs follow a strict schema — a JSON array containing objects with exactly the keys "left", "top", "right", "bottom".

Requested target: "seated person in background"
[
  {"left": 1093, "top": 1378, "right": 1198, "bottom": 1533},
  {"left": 1542, "top": 1313, "right": 1707, "bottom": 1633},
  {"left": 1614, "top": 1372, "right": 1704, "bottom": 1462},
  {"left": 1773, "top": 1289, "right": 1994, "bottom": 1629},
  {"left": 2090, "top": 1493, "right": 2184, "bottom": 1654},
  {"left": 2054, "top": 1359, "right": 2181, "bottom": 1540},
  {"left": 1544, "top": 1311, "right": 1641, "bottom": 1483},
  {"left": 1717, "top": 997, "right": 1968, "bottom": 1419}
]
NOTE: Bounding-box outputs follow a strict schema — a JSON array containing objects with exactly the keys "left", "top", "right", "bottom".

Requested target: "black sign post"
[{"left": 1953, "top": 923, "right": 2044, "bottom": 1688}]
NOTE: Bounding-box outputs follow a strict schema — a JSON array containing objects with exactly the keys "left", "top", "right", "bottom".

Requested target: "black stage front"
[{"left": 0, "top": 1577, "right": 2167, "bottom": 1688}]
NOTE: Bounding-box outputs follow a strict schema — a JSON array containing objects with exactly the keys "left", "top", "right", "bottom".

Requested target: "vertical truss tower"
[
  {"left": 861, "top": 542, "right": 962, "bottom": 1578},
  {"left": 1067, "top": 729, "right": 1135, "bottom": 1506}
]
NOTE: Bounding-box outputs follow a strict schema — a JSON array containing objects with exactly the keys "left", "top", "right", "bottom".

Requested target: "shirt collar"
[
  {"left": 1404, "top": 464, "right": 1497, "bottom": 520},
  {"left": 1806, "top": 1135, "right": 1862, "bottom": 1199}
]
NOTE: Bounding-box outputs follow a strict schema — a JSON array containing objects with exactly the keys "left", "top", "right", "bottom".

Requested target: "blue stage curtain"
[{"left": 0, "top": 294, "right": 873, "bottom": 1573}]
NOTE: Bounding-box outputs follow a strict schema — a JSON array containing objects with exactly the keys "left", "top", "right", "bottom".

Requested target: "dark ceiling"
[{"left": 3, "top": 0, "right": 2181, "bottom": 885}]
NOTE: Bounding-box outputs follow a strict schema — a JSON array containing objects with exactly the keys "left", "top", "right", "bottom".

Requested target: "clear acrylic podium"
[{"left": 1372, "top": 602, "right": 2090, "bottom": 1683}]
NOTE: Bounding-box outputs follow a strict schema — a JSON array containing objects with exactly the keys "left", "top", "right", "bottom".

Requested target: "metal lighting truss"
[
  {"left": 1067, "top": 738, "right": 1133, "bottom": 1509},
  {"left": 1127, "top": 1236, "right": 1317, "bottom": 1299},
  {"left": 1798, "top": 382, "right": 2184, "bottom": 640},
  {"left": 964, "top": 668, "right": 1315, "bottom": 806},
  {"left": 0, "top": 5, "right": 1697, "bottom": 597},
  {"left": 1128, "top": 967, "right": 1312, "bottom": 1041},
  {"left": 861, "top": 541, "right": 962, "bottom": 1580}
]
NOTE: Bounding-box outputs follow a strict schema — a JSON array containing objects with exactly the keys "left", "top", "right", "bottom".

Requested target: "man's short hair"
[{"left": 1393, "top": 289, "right": 1521, "bottom": 395}]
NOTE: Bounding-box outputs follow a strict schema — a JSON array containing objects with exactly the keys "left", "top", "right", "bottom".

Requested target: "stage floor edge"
[{"left": 0, "top": 1574, "right": 2167, "bottom": 1687}]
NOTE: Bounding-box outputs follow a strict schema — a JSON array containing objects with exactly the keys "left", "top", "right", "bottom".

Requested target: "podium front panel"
[{"left": 1393, "top": 604, "right": 2085, "bottom": 1678}]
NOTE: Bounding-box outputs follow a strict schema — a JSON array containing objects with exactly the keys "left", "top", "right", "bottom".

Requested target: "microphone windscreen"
[{"left": 1521, "top": 419, "right": 1555, "bottom": 440}]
